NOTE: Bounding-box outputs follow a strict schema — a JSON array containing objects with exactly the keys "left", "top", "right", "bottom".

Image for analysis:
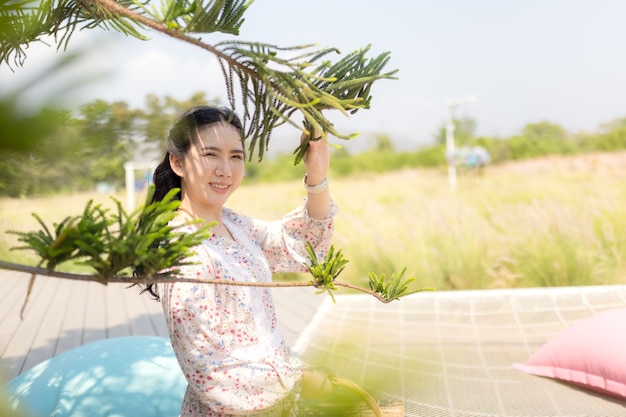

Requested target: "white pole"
[
  {"left": 445, "top": 107, "right": 457, "bottom": 193},
  {"left": 124, "top": 162, "right": 136, "bottom": 211},
  {"left": 445, "top": 95, "right": 478, "bottom": 193}
]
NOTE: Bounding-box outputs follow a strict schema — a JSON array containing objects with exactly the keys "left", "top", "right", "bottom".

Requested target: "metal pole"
[
  {"left": 445, "top": 95, "right": 478, "bottom": 193},
  {"left": 445, "top": 106, "right": 457, "bottom": 193}
]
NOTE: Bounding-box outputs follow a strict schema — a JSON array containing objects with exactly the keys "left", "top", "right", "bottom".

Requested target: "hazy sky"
[{"left": 3, "top": 0, "right": 626, "bottom": 152}]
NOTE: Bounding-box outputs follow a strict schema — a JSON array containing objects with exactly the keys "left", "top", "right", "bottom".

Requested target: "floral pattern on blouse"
[{"left": 161, "top": 202, "right": 337, "bottom": 417}]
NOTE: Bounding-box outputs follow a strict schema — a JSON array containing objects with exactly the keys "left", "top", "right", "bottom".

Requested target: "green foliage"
[
  {"left": 219, "top": 41, "right": 397, "bottom": 162},
  {"left": 0, "top": 151, "right": 35, "bottom": 197},
  {"left": 7, "top": 186, "right": 212, "bottom": 279},
  {"left": 326, "top": 147, "right": 445, "bottom": 178},
  {"left": 330, "top": 151, "right": 404, "bottom": 177},
  {"left": 411, "top": 144, "right": 447, "bottom": 167},
  {"left": 503, "top": 121, "right": 576, "bottom": 160},
  {"left": 290, "top": 47, "right": 398, "bottom": 163},
  {"left": 305, "top": 242, "right": 349, "bottom": 303},
  {"left": 0, "top": 50, "right": 85, "bottom": 157},
  {"left": 8, "top": 210, "right": 88, "bottom": 270},
  {"left": 1, "top": 0, "right": 398, "bottom": 162},
  {"left": 293, "top": 120, "right": 323, "bottom": 166},
  {"left": 6, "top": 94, "right": 626, "bottom": 196},
  {"left": 435, "top": 117, "right": 476, "bottom": 146},
  {"left": 141, "top": 92, "right": 218, "bottom": 150},
  {"left": 1, "top": 0, "right": 146, "bottom": 69},
  {"left": 510, "top": 233, "right": 600, "bottom": 287},
  {"left": 136, "top": 0, "right": 249, "bottom": 34},
  {"left": 303, "top": 241, "right": 428, "bottom": 303},
  {"left": 470, "top": 136, "right": 509, "bottom": 163},
  {"left": 370, "top": 133, "right": 395, "bottom": 153},
  {"left": 367, "top": 268, "right": 433, "bottom": 303},
  {"left": 587, "top": 127, "right": 626, "bottom": 152},
  {"left": 130, "top": 188, "right": 215, "bottom": 279},
  {"left": 521, "top": 120, "right": 566, "bottom": 141},
  {"left": 0, "top": 100, "right": 68, "bottom": 154},
  {"left": 0, "top": 90, "right": 227, "bottom": 196},
  {"left": 74, "top": 100, "right": 139, "bottom": 183}
]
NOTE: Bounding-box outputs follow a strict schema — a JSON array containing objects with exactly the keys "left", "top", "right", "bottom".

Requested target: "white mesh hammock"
[{"left": 292, "top": 285, "right": 626, "bottom": 417}]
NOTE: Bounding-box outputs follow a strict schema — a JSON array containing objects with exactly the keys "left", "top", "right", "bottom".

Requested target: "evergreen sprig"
[
  {"left": 133, "top": 0, "right": 249, "bottom": 33},
  {"left": 130, "top": 188, "right": 215, "bottom": 279},
  {"left": 291, "top": 45, "right": 397, "bottom": 164},
  {"left": 368, "top": 268, "right": 435, "bottom": 303},
  {"left": 8, "top": 186, "right": 212, "bottom": 280},
  {"left": 305, "top": 241, "right": 348, "bottom": 303},
  {"left": 8, "top": 200, "right": 110, "bottom": 271},
  {"left": 303, "top": 241, "right": 434, "bottom": 303},
  {"left": 216, "top": 41, "right": 397, "bottom": 162}
]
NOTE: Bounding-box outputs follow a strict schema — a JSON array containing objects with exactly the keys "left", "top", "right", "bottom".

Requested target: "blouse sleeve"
[
  {"left": 229, "top": 200, "right": 338, "bottom": 274},
  {"left": 162, "top": 246, "right": 302, "bottom": 414}
]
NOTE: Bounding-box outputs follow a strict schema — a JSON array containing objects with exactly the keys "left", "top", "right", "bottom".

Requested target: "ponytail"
[{"left": 151, "top": 152, "right": 181, "bottom": 203}]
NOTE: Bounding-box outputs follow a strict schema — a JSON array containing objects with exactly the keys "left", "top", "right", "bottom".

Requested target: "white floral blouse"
[{"left": 161, "top": 202, "right": 337, "bottom": 417}]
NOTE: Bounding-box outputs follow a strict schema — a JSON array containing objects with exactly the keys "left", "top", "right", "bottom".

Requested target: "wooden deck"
[{"left": 0, "top": 270, "right": 323, "bottom": 382}]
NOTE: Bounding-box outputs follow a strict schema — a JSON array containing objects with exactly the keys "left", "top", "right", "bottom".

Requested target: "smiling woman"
[{"left": 140, "top": 105, "right": 340, "bottom": 417}]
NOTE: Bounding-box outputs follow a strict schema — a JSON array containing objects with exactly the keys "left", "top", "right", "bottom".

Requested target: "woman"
[{"left": 148, "top": 106, "right": 337, "bottom": 416}]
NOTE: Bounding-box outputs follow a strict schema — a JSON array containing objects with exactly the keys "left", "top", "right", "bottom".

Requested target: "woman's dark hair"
[{"left": 152, "top": 106, "right": 243, "bottom": 203}]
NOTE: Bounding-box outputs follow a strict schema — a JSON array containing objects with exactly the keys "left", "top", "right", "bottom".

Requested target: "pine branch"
[
  {"left": 0, "top": 259, "right": 433, "bottom": 305},
  {"left": 216, "top": 40, "right": 397, "bottom": 162},
  {"left": 305, "top": 241, "right": 349, "bottom": 303},
  {"left": 1, "top": 0, "right": 398, "bottom": 161},
  {"left": 368, "top": 268, "right": 435, "bottom": 303},
  {"left": 304, "top": 242, "right": 433, "bottom": 304},
  {"left": 3, "top": 213, "right": 432, "bottom": 305},
  {"left": 7, "top": 185, "right": 212, "bottom": 280}
]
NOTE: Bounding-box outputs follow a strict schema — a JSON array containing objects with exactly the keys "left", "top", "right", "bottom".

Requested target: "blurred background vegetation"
[{"left": 2, "top": 85, "right": 626, "bottom": 197}]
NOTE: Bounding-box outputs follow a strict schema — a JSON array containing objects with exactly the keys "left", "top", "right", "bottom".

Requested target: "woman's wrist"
[{"left": 303, "top": 174, "right": 329, "bottom": 194}]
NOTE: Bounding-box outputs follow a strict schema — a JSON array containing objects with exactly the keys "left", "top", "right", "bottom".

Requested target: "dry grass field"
[{"left": 2, "top": 151, "right": 626, "bottom": 291}]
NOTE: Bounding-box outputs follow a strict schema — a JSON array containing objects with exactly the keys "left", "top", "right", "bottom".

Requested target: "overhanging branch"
[{"left": 0, "top": 259, "right": 397, "bottom": 303}]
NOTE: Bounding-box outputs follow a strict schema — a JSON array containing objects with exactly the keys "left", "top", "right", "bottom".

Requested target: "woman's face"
[{"left": 170, "top": 122, "right": 245, "bottom": 213}]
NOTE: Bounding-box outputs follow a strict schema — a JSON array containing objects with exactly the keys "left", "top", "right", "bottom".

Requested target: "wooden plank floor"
[{"left": 0, "top": 270, "right": 323, "bottom": 382}]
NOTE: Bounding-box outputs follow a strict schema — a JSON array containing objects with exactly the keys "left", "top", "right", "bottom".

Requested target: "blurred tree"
[
  {"left": 141, "top": 92, "right": 218, "bottom": 151},
  {"left": 520, "top": 121, "right": 566, "bottom": 142},
  {"left": 471, "top": 136, "right": 510, "bottom": 164},
  {"left": 75, "top": 100, "right": 140, "bottom": 184},
  {"left": 434, "top": 117, "right": 476, "bottom": 146},
  {"left": 586, "top": 117, "right": 626, "bottom": 151},
  {"left": 599, "top": 117, "right": 626, "bottom": 132},
  {"left": 0, "top": 107, "right": 73, "bottom": 196},
  {"left": 508, "top": 121, "right": 573, "bottom": 160},
  {"left": 591, "top": 128, "right": 626, "bottom": 152},
  {"left": 370, "top": 133, "right": 395, "bottom": 152},
  {"left": 0, "top": 52, "right": 86, "bottom": 155},
  {"left": 0, "top": 90, "right": 227, "bottom": 196}
]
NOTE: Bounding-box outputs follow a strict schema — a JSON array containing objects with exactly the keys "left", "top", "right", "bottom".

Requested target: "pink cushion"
[{"left": 512, "top": 307, "right": 626, "bottom": 399}]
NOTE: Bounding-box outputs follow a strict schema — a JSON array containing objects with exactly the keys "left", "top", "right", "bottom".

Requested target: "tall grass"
[
  {"left": 326, "top": 166, "right": 626, "bottom": 290},
  {"left": 3, "top": 152, "right": 626, "bottom": 291}
]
